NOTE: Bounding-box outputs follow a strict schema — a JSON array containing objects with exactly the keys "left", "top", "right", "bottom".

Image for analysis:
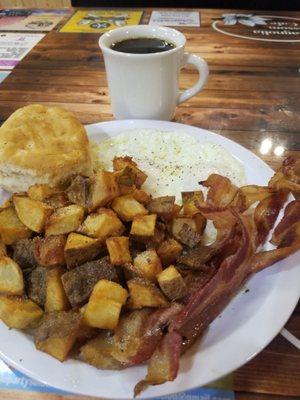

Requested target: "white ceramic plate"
[{"left": 0, "top": 120, "right": 299, "bottom": 399}]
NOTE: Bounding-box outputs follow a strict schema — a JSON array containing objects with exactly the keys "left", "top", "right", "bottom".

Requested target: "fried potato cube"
[
  {"left": 79, "top": 208, "right": 124, "bottom": 240},
  {"left": 28, "top": 184, "right": 59, "bottom": 201},
  {"left": 45, "top": 204, "right": 85, "bottom": 236},
  {"left": 157, "top": 266, "right": 187, "bottom": 300},
  {"left": 33, "top": 235, "right": 66, "bottom": 268},
  {"left": 106, "top": 236, "right": 131, "bottom": 265},
  {"left": 130, "top": 214, "right": 157, "bottom": 239},
  {"left": 35, "top": 311, "right": 81, "bottom": 361},
  {"left": 157, "top": 239, "right": 183, "bottom": 266},
  {"left": 127, "top": 278, "right": 168, "bottom": 309},
  {"left": 62, "top": 257, "right": 119, "bottom": 307},
  {"left": 113, "top": 156, "right": 147, "bottom": 187},
  {"left": 66, "top": 175, "right": 89, "bottom": 207},
  {"left": 83, "top": 298, "right": 122, "bottom": 330},
  {"left": 44, "top": 192, "right": 70, "bottom": 209},
  {"left": 88, "top": 279, "right": 128, "bottom": 304},
  {"left": 133, "top": 249, "right": 162, "bottom": 281},
  {"left": 13, "top": 196, "right": 53, "bottom": 233},
  {"left": 113, "top": 166, "right": 136, "bottom": 195},
  {"left": 112, "top": 195, "right": 148, "bottom": 222},
  {"left": 147, "top": 196, "right": 178, "bottom": 221},
  {"left": 182, "top": 191, "right": 204, "bottom": 216},
  {"left": 0, "top": 256, "right": 24, "bottom": 295},
  {"left": 64, "top": 233, "right": 102, "bottom": 268},
  {"left": 172, "top": 217, "right": 202, "bottom": 248},
  {"left": 88, "top": 171, "right": 120, "bottom": 211},
  {"left": 132, "top": 188, "right": 151, "bottom": 205},
  {"left": 0, "top": 207, "right": 31, "bottom": 245},
  {"left": 80, "top": 332, "right": 123, "bottom": 370},
  {"left": 26, "top": 266, "right": 47, "bottom": 307},
  {"left": 45, "top": 267, "right": 69, "bottom": 312},
  {"left": 83, "top": 280, "right": 128, "bottom": 329},
  {"left": 0, "top": 242, "right": 6, "bottom": 257},
  {"left": 0, "top": 295, "right": 43, "bottom": 329}
]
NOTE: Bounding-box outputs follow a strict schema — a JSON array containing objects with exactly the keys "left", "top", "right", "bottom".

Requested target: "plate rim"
[{"left": 0, "top": 119, "right": 299, "bottom": 399}]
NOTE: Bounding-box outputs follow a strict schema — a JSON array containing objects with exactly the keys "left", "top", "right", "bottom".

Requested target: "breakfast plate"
[{"left": 0, "top": 119, "right": 299, "bottom": 399}]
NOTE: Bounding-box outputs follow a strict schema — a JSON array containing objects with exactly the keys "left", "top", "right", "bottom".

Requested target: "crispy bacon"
[
  {"left": 134, "top": 331, "right": 182, "bottom": 397},
  {"left": 254, "top": 191, "right": 287, "bottom": 246},
  {"left": 232, "top": 185, "right": 272, "bottom": 212},
  {"left": 171, "top": 211, "right": 256, "bottom": 343},
  {"left": 251, "top": 244, "right": 300, "bottom": 273},
  {"left": 269, "top": 157, "right": 300, "bottom": 195},
  {"left": 113, "top": 303, "right": 183, "bottom": 368},
  {"left": 200, "top": 174, "right": 238, "bottom": 208},
  {"left": 271, "top": 200, "right": 300, "bottom": 247}
]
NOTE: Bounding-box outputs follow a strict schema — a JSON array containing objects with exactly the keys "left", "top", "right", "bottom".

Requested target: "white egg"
[{"left": 97, "top": 129, "right": 247, "bottom": 243}]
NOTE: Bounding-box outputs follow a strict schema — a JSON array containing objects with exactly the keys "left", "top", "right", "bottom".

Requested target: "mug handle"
[{"left": 177, "top": 52, "right": 209, "bottom": 105}]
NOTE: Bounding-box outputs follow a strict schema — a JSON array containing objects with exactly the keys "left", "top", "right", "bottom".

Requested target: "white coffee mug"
[{"left": 99, "top": 25, "right": 209, "bottom": 120}]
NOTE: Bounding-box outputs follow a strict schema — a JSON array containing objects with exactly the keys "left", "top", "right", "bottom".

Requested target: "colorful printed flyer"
[
  {"left": 149, "top": 11, "right": 200, "bottom": 27},
  {"left": 0, "top": 33, "right": 44, "bottom": 69},
  {"left": 60, "top": 9, "right": 143, "bottom": 33},
  {"left": 0, "top": 9, "right": 69, "bottom": 32}
]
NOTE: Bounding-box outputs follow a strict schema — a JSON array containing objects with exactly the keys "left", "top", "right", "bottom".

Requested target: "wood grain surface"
[{"left": 0, "top": 7, "right": 299, "bottom": 400}]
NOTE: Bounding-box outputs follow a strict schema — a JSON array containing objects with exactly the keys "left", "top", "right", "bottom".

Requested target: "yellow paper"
[{"left": 60, "top": 10, "right": 143, "bottom": 33}]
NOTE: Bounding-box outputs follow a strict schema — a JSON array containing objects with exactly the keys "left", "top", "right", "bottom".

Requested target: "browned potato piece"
[
  {"left": 88, "top": 171, "right": 119, "bottom": 211},
  {"left": 12, "top": 238, "right": 37, "bottom": 270},
  {"left": 79, "top": 208, "right": 124, "bottom": 240},
  {"left": 61, "top": 257, "right": 119, "bottom": 307},
  {"left": 157, "top": 266, "right": 187, "bottom": 300},
  {"left": 83, "top": 279, "right": 128, "bottom": 329},
  {"left": 33, "top": 235, "right": 66, "bottom": 268},
  {"left": 182, "top": 191, "right": 204, "bottom": 216},
  {"left": 26, "top": 266, "right": 47, "bottom": 307},
  {"left": 113, "top": 166, "right": 136, "bottom": 195},
  {"left": 66, "top": 175, "right": 89, "bottom": 207},
  {"left": 35, "top": 311, "right": 81, "bottom": 361},
  {"left": 44, "top": 192, "right": 70, "bottom": 209},
  {"left": 13, "top": 196, "right": 53, "bottom": 233},
  {"left": 45, "top": 267, "right": 69, "bottom": 312},
  {"left": 28, "top": 184, "right": 59, "bottom": 201},
  {"left": 133, "top": 249, "right": 162, "bottom": 281},
  {"left": 130, "top": 214, "right": 157, "bottom": 239},
  {"left": 0, "top": 242, "right": 6, "bottom": 257},
  {"left": 45, "top": 204, "right": 85, "bottom": 236},
  {"left": 172, "top": 217, "right": 202, "bottom": 248},
  {"left": 0, "top": 295, "right": 43, "bottom": 329},
  {"left": 0, "top": 256, "right": 24, "bottom": 295},
  {"left": 106, "top": 236, "right": 131, "bottom": 266},
  {"left": 64, "top": 233, "right": 102, "bottom": 268},
  {"left": 113, "top": 156, "right": 147, "bottom": 187},
  {"left": 111, "top": 309, "right": 152, "bottom": 363},
  {"left": 112, "top": 195, "right": 148, "bottom": 222},
  {"left": 132, "top": 188, "right": 151, "bottom": 205},
  {"left": 0, "top": 207, "right": 31, "bottom": 245},
  {"left": 157, "top": 239, "right": 183, "bottom": 266},
  {"left": 80, "top": 332, "right": 123, "bottom": 370},
  {"left": 147, "top": 196, "right": 179, "bottom": 220},
  {"left": 127, "top": 278, "right": 168, "bottom": 309}
]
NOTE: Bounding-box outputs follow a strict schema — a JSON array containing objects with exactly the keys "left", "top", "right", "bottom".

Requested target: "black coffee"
[{"left": 110, "top": 38, "right": 175, "bottom": 54}]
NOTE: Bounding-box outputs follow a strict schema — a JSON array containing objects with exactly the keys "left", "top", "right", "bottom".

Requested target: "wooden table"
[{"left": 0, "top": 7, "right": 299, "bottom": 400}]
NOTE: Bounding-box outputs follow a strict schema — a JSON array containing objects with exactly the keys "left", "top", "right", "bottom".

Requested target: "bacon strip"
[
  {"left": 271, "top": 200, "right": 300, "bottom": 247},
  {"left": 232, "top": 185, "right": 272, "bottom": 212},
  {"left": 251, "top": 245, "right": 300, "bottom": 273},
  {"left": 171, "top": 211, "right": 255, "bottom": 343},
  {"left": 125, "top": 303, "right": 183, "bottom": 367},
  {"left": 134, "top": 331, "right": 182, "bottom": 397},
  {"left": 254, "top": 191, "right": 287, "bottom": 246},
  {"left": 200, "top": 174, "right": 238, "bottom": 208},
  {"left": 268, "top": 157, "right": 300, "bottom": 195}
]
